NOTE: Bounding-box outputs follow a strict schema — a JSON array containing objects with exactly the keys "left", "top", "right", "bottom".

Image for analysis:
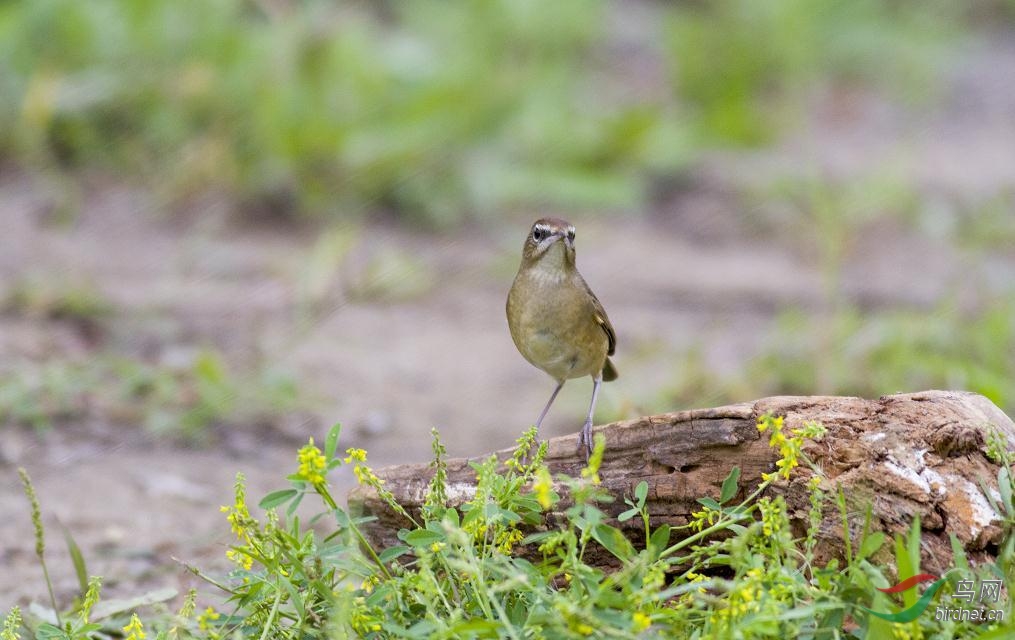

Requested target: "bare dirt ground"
[{"left": 2, "top": 35, "right": 1015, "bottom": 609}]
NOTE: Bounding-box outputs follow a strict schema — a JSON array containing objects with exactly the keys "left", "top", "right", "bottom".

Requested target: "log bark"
[{"left": 347, "top": 391, "right": 1015, "bottom": 574}]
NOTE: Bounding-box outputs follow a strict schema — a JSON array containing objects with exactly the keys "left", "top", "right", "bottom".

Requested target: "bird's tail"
[{"left": 602, "top": 357, "right": 618, "bottom": 382}]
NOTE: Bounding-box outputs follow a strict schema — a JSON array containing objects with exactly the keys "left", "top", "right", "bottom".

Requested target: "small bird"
[{"left": 506, "top": 217, "right": 617, "bottom": 460}]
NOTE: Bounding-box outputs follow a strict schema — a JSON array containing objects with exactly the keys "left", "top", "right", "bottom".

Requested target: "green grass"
[
  {"left": 2, "top": 276, "right": 114, "bottom": 325},
  {"left": 661, "top": 297, "right": 1015, "bottom": 418},
  {"left": 0, "top": 0, "right": 982, "bottom": 225},
  {"left": 666, "top": 0, "right": 961, "bottom": 146},
  {"left": 0, "top": 0, "right": 686, "bottom": 227},
  {"left": 0, "top": 349, "right": 300, "bottom": 441},
  {"left": 655, "top": 168, "right": 1015, "bottom": 418},
  {"left": 9, "top": 418, "right": 1015, "bottom": 638}
]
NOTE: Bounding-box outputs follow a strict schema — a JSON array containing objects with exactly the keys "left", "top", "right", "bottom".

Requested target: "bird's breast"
[{"left": 506, "top": 271, "right": 608, "bottom": 381}]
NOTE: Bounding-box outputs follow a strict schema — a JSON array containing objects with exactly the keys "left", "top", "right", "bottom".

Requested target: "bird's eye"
[
  {"left": 532, "top": 228, "right": 544, "bottom": 241},
  {"left": 567, "top": 228, "right": 575, "bottom": 241}
]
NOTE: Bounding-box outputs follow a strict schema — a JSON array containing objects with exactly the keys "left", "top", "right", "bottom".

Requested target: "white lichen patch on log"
[
  {"left": 943, "top": 474, "right": 1001, "bottom": 547},
  {"left": 920, "top": 467, "right": 948, "bottom": 497},
  {"left": 883, "top": 455, "right": 932, "bottom": 495}
]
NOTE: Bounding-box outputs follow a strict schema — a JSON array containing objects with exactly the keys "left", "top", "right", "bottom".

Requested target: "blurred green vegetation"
[
  {"left": 661, "top": 296, "right": 1015, "bottom": 417},
  {"left": 667, "top": 0, "right": 960, "bottom": 145},
  {"left": 2, "top": 0, "right": 1013, "bottom": 434},
  {"left": 2, "top": 275, "right": 113, "bottom": 325},
  {"left": 754, "top": 298, "right": 1015, "bottom": 410},
  {"left": 0, "top": 0, "right": 970, "bottom": 225},
  {"left": 0, "top": 350, "right": 300, "bottom": 441},
  {"left": 0, "top": 0, "right": 685, "bottom": 226}
]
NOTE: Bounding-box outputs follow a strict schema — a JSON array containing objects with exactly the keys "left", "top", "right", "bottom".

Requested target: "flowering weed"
[{"left": 10, "top": 416, "right": 1015, "bottom": 638}]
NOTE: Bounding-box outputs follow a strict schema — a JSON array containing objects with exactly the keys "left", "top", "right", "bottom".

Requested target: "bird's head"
[{"left": 521, "top": 217, "right": 576, "bottom": 269}]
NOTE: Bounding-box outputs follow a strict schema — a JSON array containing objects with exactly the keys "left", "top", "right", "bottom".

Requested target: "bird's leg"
[
  {"left": 520, "top": 380, "right": 564, "bottom": 465},
  {"left": 534, "top": 380, "right": 565, "bottom": 436},
  {"left": 578, "top": 374, "right": 602, "bottom": 462}
]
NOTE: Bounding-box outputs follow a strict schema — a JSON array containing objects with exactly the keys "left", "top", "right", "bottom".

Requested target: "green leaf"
[
  {"left": 634, "top": 480, "right": 648, "bottom": 507},
  {"left": 999, "top": 465, "right": 1012, "bottom": 514},
  {"left": 379, "top": 545, "right": 411, "bottom": 563},
  {"left": 592, "top": 524, "right": 635, "bottom": 561},
  {"left": 394, "top": 620, "right": 437, "bottom": 638},
  {"left": 893, "top": 525, "right": 920, "bottom": 610},
  {"left": 975, "top": 626, "right": 1015, "bottom": 640},
  {"left": 697, "top": 497, "right": 722, "bottom": 511},
  {"left": 497, "top": 507, "right": 522, "bottom": 523},
  {"left": 259, "top": 489, "right": 298, "bottom": 509},
  {"left": 980, "top": 473, "right": 1002, "bottom": 514},
  {"left": 281, "top": 578, "right": 305, "bottom": 621},
  {"left": 720, "top": 466, "right": 741, "bottom": 504},
  {"left": 34, "top": 623, "right": 66, "bottom": 640},
  {"left": 649, "top": 524, "right": 671, "bottom": 555},
  {"left": 400, "top": 529, "right": 444, "bottom": 547},
  {"left": 906, "top": 514, "right": 922, "bottom": 575},
  {"left": 949, "top": 533, "right": 969, "bottom": 571},
  {"left": 858, "top": 531, "right": 886, "bottom": 560},
  {"left": 617, "top": 508, "right": 640, "bottom": 522},
  {"left": 60, "top": 522, "right": 88, "bottom": 597},
  {"left": 449, "top": 619, "right": 502, "bottom": 633},
  {"left": 651, "top": 579, "right": 723, "bottom": 602},
  {"left": 325, "top": 423, "right": 342, "bottom": 461},
  {"left": 287, "top": 492, "right": 304, "bottom": 518},
  {"left": 756, "top": 603, "right": 842, "bottom": 623},
  {"left": 864, "top": 589, "right": 898, "bottom": 638},
  {"left": 817, "top": 607, "right": 845, "bottom": 633},
  {"left": 75, "top": 624, "right": 102, "bottom": 635}
]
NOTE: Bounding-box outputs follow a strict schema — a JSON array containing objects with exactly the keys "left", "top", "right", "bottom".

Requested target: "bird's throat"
[{"left": 526, "top": 243, "right": 572, "bottom": 284}]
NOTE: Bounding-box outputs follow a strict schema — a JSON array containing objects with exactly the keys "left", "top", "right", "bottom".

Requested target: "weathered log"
[{"left": 348, "top": 391, "right": 1015, "bottom": 573}]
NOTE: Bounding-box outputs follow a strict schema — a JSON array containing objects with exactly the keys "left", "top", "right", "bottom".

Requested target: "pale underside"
[{"left": 507, "top": 244, "right": 609, "bottom": 382}]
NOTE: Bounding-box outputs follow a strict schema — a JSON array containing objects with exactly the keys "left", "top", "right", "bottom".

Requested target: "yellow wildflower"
[
  {"left": 757, "top": 414, "right": 826, "bottom": 480},
  {"left": 344, "top": 448, "right": 367, "bottom": 463},
  {"left": 79, "top": 576, "right": 101, "bottom": 623},
  {"left": 2, "top": 607, "right": 22, "bottom": 640},
  {"left": 220, "top": 474, "right": 253, "bottom": 541},
  {"left": 198, "top": 607, "right": 220, "bottom": 632},
  {"left": 632, "top": 611, "right": 652, "bottom": 632},
  {"left": 123, "top": 614, "right": 145, "bottom": 640},
  {"left": 495, "top": 528, "right": 525, "bottom": 553},
  {"left": 759, "top": 497, "right": 786, "bottom": 537},
  {"left": 297, "top": 438, "right": 328, "bottom": 485},
  {"left": 226, "top": 548, "right": 253, "bottom": 570},
  {"left": 361, "top": 576, "right": 378, "bottom": 594},
  {"left": 532, "top": 467, "right": 554, "bottom": 510},
  {"left": 685, "top": 570, "right": 707, "bottom": 594},
  {"left": 689, "top": 506, "right": 719, "bottom": 532}
]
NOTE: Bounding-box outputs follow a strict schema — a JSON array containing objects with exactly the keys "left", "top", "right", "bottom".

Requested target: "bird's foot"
[{"left": 577, "top": 419, "right": 593, "bottom": 463}]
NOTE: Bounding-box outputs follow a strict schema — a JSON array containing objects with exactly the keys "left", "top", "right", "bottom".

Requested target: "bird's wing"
[{"left": 585, "top": 281, "right": 616, "bottom": 356}]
